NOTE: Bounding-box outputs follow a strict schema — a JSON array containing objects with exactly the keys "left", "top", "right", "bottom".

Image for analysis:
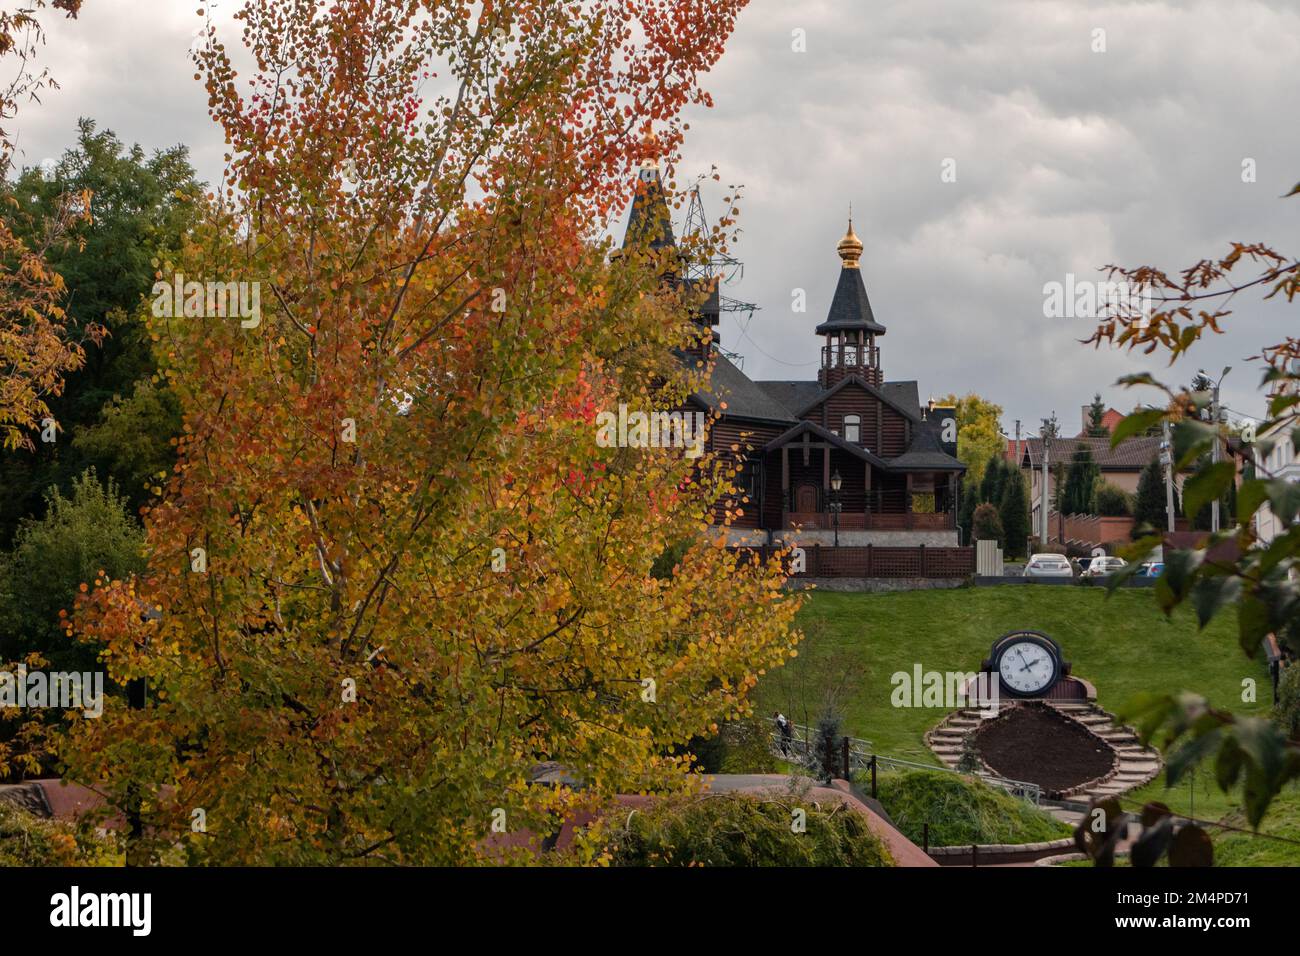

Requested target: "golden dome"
[{"left": 837, "top": 217, "right": 863, "bottom": 268}]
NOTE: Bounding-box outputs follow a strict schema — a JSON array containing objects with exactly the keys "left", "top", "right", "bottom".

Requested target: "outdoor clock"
[{"left": 981, "top": 630, "right": 1069, "bottom": 698}]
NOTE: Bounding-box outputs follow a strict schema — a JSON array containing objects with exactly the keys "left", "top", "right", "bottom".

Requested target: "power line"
[{"left": 727, "top": 310, "right": 818, "bottom": 368}]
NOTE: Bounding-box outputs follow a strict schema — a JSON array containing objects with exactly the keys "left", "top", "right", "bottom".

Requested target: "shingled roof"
[
  {"left": 753, "top": 378, "right": 923, "bottom": 423},
  {"left": 693, "top": 353, "right": 798, "bottom": 423},
  {"left": 888, "top": 422, "right": 966, "bottom": 472},
  {"left": 1016, "top": 435, "right": 1163, "bottom": 471},
  {"left": 814, "top": 265, "right": 887, "bottom": 336}
]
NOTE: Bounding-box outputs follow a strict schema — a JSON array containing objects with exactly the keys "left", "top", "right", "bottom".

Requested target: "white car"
[
  {"left": 1082, "top": 556, "right": 1128, "bottom": 578},
  {"left": 1024, "top": 554, "right": 1073, "bottom": 578}
]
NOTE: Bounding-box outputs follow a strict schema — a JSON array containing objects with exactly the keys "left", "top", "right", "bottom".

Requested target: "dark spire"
[
  {"left": 622, "top": 150, "right": 676, "bottom": 252},
  {"left": 815, "top": 217, "right": 886, "bottom": 336}
]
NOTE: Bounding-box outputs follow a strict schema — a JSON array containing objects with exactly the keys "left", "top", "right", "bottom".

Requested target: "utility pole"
[
  {"left": 1204, "top": 367, "right": 1231, "bottom": 533},
  {"left": 1161, "top": 419, "right": 1176, "bottom": 533},
  {"left": 1040, "top": 431, "right": 1050, "bottom": 548}
]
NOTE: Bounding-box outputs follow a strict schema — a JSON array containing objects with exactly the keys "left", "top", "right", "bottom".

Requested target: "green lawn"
[
  {"left": 755, "top": 585, "right": 1300, "bottom": 863},
  {"left": 758, "top": 585, "right": 1271, "bottom": 763}
]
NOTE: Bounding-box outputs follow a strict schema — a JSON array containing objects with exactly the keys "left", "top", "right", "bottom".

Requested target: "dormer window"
[{"left": 843, "top": 415, "right": 861, "bottom": 444}]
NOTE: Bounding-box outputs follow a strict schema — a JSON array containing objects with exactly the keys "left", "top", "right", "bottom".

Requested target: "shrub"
[
  {"left": 1095, "top": 483, "right": 1133, "bottom": 517},
  {"left": 972, "top": 502, "right": 1004, "bottom": 546},
  {"left": 599, "top": 791, "right": 894, "bottom": 866},
  {"left": 812, "top": 710, "right": 843, "bottom": 783},
  {"left": 0, "top": 799, "right": 120, "bottom": 867},
  {"left": 0, "top": 469, "right": 143, "bottom": 672},
  {"left": 1277, "top": 663, "right": 1300, "bottom": 741},
  {"left": 872, "top": 770, "right": 1071, "bottom": 847},
  {"left": 687, "top": 716, "right": 777, "bottom": 775}
]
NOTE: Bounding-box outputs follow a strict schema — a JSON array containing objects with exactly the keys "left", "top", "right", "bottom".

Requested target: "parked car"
[
  {"left": 1082, "top": 555, "right": 1128, "bottom": 578},
  {"left": 1024, "top": 553, "right": 1074, "bottom": 578},
  {"left": 1138, "top": 561, "right": 1164, "bottom": 577}
]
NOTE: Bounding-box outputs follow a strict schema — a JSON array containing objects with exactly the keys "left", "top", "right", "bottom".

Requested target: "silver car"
[
  {"left": 1024, "top": 553, "right": 1073, "bottom": 578},
  {"left": 1082, "top": 555, "right": 1128, "bottom": 578}
]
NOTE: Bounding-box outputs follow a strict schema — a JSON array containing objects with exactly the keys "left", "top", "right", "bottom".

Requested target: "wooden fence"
[{"left": 732, "top": 544, "right": 975, "bottom": 579}]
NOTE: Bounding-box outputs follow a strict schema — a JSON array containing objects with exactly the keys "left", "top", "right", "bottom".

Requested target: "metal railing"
[{"left": 769, "top": 720, "right": 1041, "bottom": 804}]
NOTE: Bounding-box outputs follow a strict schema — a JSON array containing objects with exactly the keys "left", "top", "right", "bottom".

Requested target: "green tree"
[
  {"left": 1085, "top": 393, "right": 1109, "bottom": 437},
  {"left": 1132, "top": 457, "right": 1176, "bottom": 534},
  {"left": 71, "top": 380, "right": 181, "bottom": 511},
  {"left": 958, "top": 476, "right": 978, "bottom": 545},
  {"left": 1061, "top": 445, "right": 1100, "bottom": 515},
  {"left": 1095, "top": 482, "right": 1133, "bottom": 517},
  {"left": 0, "top": 120, "right": 198, "bottom": 544},
  {"left": 999, "top": 471, "right": 1030, "bottom": 559},
  {"left": 0, "top": 469, "right": 143, "bottom": 672},
  {"left": 972, "top": 502, "right": 1004, "bottom": 546},
  {"left": 978, "top": 454, "right": 1002, "bottom": 505}
]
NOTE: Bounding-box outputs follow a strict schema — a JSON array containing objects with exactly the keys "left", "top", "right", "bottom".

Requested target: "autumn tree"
[
  {"left": 64, "top": 0, "right": 800, "bottom": 866},
  {"left": 938, "top": 392, "right": 1003, "bottom": 488},
  {"left": 0, "top": 1, "right": 100, "bottom": 451},
  {"left": 1087, "top": 175, "right": 1300, "bottom": 827}
]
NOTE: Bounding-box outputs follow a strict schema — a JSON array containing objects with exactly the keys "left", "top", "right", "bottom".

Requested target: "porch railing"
[{"left": 734, "top": 544, "right": 975, "bottom": 578}]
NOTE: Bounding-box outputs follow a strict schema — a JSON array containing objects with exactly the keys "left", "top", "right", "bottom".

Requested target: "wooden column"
[{"left": 781, "top": 446, "right": 789, "bottom": 526}]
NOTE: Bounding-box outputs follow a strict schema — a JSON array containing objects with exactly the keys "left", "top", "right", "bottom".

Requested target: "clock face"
[{"left": 996, "top": 639, "right": 1058, "bottom": 696}]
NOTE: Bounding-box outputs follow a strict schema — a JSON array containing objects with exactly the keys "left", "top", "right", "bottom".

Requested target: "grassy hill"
[
  {"left": 758, "top": 585, "right": 1270, "bottom": 763},
  {"left": 755, "top": 584, "right": 1300, "bottom": 862}
]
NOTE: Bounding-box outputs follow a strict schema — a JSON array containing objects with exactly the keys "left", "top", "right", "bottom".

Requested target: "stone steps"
[{"left": 925, "top": 698, "right": 1163, "bottom": 800}]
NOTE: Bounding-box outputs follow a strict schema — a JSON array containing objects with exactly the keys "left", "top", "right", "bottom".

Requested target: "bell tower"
[{"left": 815, "top": 215, "right": 886, "bottom": 388}]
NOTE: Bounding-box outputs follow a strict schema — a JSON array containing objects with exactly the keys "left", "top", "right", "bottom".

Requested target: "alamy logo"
[
  {"left": 595, "top": 404, "right": 707, "bottom": 459},
  {"left": 890, "top": 665, "right": 999, "bottom": 717},
  {"left": 49, "top": 886, "right": 151, "bottom": 936},
  {"left": 151, "top": 273, "right": 261, "bottom": 328},
  {"left": 0, "top": 667, "right": 104, "bottom": 718},
  {"left": 1042, "top": 273, "right": 1151, "bottom": 325}
]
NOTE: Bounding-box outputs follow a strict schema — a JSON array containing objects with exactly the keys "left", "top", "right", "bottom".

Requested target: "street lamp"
[{"left": 829, "top": 469, "right": 843, "bottom": 547}]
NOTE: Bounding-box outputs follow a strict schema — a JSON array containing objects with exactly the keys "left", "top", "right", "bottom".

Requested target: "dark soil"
[{"left": 974, "top": 704, "right": 1116, "bottom": 795}]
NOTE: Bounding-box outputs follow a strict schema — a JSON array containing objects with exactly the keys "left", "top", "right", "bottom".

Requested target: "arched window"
[{"left": 843, "top": 415, "right": 861, "bottom": 443}]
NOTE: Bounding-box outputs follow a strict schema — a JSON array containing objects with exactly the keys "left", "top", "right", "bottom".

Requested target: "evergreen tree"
[
  {"left": 999, "top": 470, "right": 1030, "bottom": 559},
  {"left": 958, "top": 476, "right": 978, "bottom": 545},
  {"left": 1061, "top": 445, "right": 1100, "bottom": 515},
  {"left": 1040, "top": 412, "right": 1061, "bottom": 439},
  {"left": 1086, "top": 393, "right": 1109, "bottom": 437},
  {"left": 979, "top": 453, "right": 1002, "bottom": 504},
  {"left": 1133, "top": 457, "right": 1178, "bottom": 534}
]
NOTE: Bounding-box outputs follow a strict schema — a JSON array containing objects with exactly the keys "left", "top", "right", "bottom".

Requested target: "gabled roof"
[
  {"left": 888, "top": 423, "right": 966, "bottom": 472},
  {"left": 814, "top": 265, "right": 887, "bottom": 336},
  {"left": 792, "top": 373, "right": 922, "bottom": 423},
  {"left": 692, "top": 352, "right": 797, "bottom": 423},
  {"left": 1015, "top": 435, "right": 1164, "bottom": 471},
  {"left": 762, "top": 419, "right": 889, "bottom": 469},
  {"left": 755, "top": 380, "right": 824, "bottom": 413}
]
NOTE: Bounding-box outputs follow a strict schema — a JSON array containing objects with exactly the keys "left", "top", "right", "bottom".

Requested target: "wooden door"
[{"left": 795, "top": 484, "right": 819, "bottom": 515}]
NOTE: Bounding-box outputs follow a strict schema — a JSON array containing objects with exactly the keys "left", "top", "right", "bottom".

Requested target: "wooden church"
[{"left": 622, "top": 158, "right": 966, "bottom": 553}]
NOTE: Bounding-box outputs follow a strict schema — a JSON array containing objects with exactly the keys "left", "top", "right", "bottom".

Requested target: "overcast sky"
[{"left": 16, "top": 0, "right": 1300, "bottom": 436}]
